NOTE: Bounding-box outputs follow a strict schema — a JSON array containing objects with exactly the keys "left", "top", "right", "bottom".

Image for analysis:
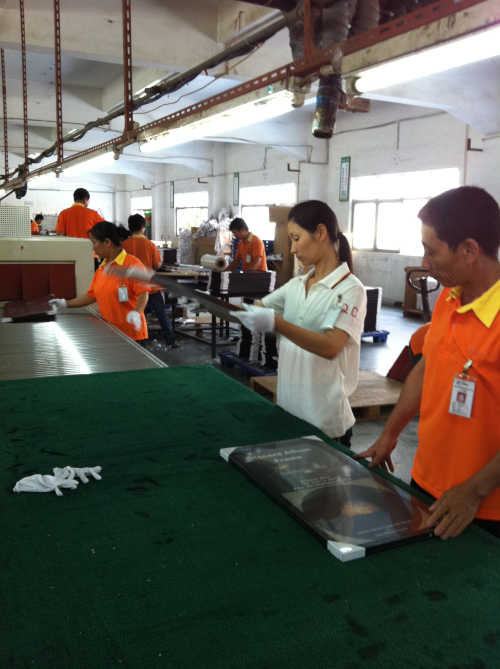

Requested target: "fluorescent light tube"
[
  {"left": 141, "top": 87, "right": 294, "bottom": 153},
  {"left": 355, "top": 24, "right": 500, "bottom": 93}
]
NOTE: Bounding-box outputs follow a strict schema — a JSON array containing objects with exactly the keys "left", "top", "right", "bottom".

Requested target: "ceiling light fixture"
[
  {"left": 352, "top": 23, "right": 500, "bottom": 94},
  {"left": 140, "top": 84, "right": 295, "bottom": 153}
]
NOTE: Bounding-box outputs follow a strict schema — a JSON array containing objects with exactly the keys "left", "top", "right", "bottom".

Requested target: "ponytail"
[
  {"left": 337, "top": 233, "right": 353, "bottom": 272},
  {"left": 89, "top": 221, "right": 130, "bottom": 247}
]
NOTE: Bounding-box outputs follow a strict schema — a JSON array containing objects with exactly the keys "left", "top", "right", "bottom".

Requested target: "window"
[
  {"left": 350, "top": 168, "right": 459, "bottom": 255},
  {"left": 240, "top": 182, "right": 296, "bottom": 241},
  {"left": 175, "top": 191, "right": 209, "bottom": 235}
]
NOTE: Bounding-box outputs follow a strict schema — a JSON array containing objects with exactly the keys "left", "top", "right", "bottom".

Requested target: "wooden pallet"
[{"left": 250, "top": 370, "right": 402, "bottom": 420}]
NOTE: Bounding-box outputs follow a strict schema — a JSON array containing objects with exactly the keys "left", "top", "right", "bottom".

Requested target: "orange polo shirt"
[
  {"left": 87, "top": 250, "right": 148, "bottom": 341},
  {"left": 235, "top": 233, "right": 267, "bottom": 271},
  {"left": 122, "top": 234, "right": 163, "bottom": 294},
  {"left": 409, "top": 323, "right": 430, "bottom": 357},
  {"left": 56, "top": 203, "right": 104, "bottom": 238},
  {"left": 413, "top": 281, "right": 500, "bottom": 520},
  {"left": 122, "top": 234, "right": 162, "bottom": 269},
  {"left": 31, "top": 221, "right": 39, "bottom": 235}
]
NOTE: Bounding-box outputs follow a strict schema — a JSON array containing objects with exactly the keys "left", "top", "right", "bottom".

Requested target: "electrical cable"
[{"left": 1, "top": 14, "right": 287, "bottom": 182}]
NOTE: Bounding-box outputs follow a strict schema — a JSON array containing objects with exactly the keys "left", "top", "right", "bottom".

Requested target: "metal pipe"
[
  {"left": 1, "top": 49, "right": 8, "bottom": 180},
  {"left": 19, "top": 0, "right": 29, "bottom": 170},
  {"left": 53, "top": 0, "right": 63, "bottom": 165},
  {"left": 122, "top": 0, "right": 133, "bottom": 133}
]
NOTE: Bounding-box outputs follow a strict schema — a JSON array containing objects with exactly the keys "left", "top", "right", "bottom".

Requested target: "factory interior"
[{"left": 1, "top": 1, "right": 500, "bottom": 667}]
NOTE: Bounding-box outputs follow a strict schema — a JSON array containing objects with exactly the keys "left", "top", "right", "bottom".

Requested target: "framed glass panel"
[{"left": 352, "top": 202, "right": 376, "bottom": 249}]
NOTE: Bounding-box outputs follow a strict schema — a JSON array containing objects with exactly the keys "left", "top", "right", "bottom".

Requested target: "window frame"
[
  {"left": 175, "top": 206, "right": 209, "bottom": 236},
  {"left": 351, "top": 197, "right": 427, "bottom": 254}
]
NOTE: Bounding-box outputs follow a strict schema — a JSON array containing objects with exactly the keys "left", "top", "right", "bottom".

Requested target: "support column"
[
  {"left": 151, "top": 178, "right": 168, "bottom": 241},
  {"left": 210, "top": 144, "right": 226, "bottom": 216}
]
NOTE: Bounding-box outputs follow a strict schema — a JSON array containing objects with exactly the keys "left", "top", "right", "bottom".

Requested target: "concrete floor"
[{"left": 145, "top": 305, "right": 425, "bottom": 485}]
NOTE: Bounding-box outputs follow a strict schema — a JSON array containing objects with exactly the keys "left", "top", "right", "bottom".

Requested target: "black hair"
[
  {"left": 128, "top": 213, "right": 146, "bottom": 233},
  {"left": 73, "top": 187, "right": 90, "bottom": 202},
  {"left": 229, "top": 217, "right": 249, "bottom": 232},
  {"left": 89, "top": 221, "right": 129, "bottom": 247},
  {"left": 419, "top": 186, "right": 500, "bottom": 259},
  {"left": 288, "top": 200, "right": 353, "bottom": 272},
  {"left": 34, "top": 214, "right": 44, "bottom": 222}
]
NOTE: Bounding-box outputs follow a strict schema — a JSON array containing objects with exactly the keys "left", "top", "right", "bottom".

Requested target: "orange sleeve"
[
  {"left": 152, "top": 243, "right": 162, "bottom": 269},
  {"left": 252, "top": 237, "right": 265, "bottom": 258},
  {"left": 55, "top": 211, "right": 65, "bottom": 234},
  {"left": 235, "top": 243, "right": 242, "bottom": 260},
  {"left": 87, "top": 271, "right": 98, "bottom": 299}
]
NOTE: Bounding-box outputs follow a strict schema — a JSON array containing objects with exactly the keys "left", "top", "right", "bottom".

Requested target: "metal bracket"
[
  {"left": 466, "top": 138, "right": 483, "bottom": 152},
  {"left": 197, "top": 177, "right": 209, "bottom": 184},
  {"left": 287, "top": 163, "right": 300, "bottom": 173}
]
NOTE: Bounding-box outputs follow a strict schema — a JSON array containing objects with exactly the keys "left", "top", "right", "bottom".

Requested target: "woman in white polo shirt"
[{"left": 232, "top": 200, "right": 366, "bottom": 445}]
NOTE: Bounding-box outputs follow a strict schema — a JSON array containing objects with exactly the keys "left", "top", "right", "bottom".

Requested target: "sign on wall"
[
  {"left": 233, "top": 172, "right": 239, "bottom": 207},
  {"left": 339, "top": 156, "right": 351, "bottom": 202}
]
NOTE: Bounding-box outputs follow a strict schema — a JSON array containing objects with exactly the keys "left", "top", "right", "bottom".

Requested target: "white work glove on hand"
[
  {"left": 126, "top": 310, "right": 142, "bottom": 331},
  {"left": 104, "top": 264, "right": 153, "bottom": 281},
  {"left": 48, "top": 298, "right": 67, "bottom": 313},
  {"left": 230, "top": 303, "right": 275, "bottom": 333}
]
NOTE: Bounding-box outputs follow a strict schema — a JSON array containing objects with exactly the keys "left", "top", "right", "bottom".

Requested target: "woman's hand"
[{"left": 230, "top": 304, "right": 275, "bottom": 333}]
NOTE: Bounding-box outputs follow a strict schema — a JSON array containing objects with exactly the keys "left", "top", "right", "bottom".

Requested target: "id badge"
[
  {"left": 117, "top": 285, "right": 129, "bottom": 302},
  {"left": 449, "top": 376, "right": 475, "bottom": 418},
  {"left": 245, "top": 254, "right": 252, "bottom": 264}
]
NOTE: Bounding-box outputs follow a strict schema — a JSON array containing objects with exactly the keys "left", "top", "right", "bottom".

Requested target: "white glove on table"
[
  {"left": 230, "top": 304, "right": 275, "bottom": 333},
  {"left": 48, "top": 298, "right": 67, "bottom": 314},
  {"left": 126, "top": 310, "right": 142, "bottom": 331},
  {"left": 13, "top": 465, "right": 102, "bottom": 496},
  {"left": 55, "top": 466, "right": 102, "bottom": 484}
]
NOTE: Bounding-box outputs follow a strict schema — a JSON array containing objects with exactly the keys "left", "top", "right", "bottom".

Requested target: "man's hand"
[
  {"left": 425, "top": 481, "right": 482, "bottom": 539},
  {"left": 356, "top": 433, "right": 398, "bottom": 472}
]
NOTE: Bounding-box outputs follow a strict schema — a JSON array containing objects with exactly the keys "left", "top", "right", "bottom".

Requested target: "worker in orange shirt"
[
  {"left": 226, "top": 218, "right": 268, "bottom": 272},
  {"left": 122, "top": 214, "right": 177, "bottom": 348},
  {"left": 359, "top": 186, "right": 500, "bottom": 540},
  {"left": 49, "top": 221, "right": 149, "bottom": 342},
  {"left": 30, "top": 213, "right": 43, "bottom": 235},
  {"left": 226, "top": 217, "right": 268, "bottom": 361},
  {"left": 55, "top": 188, "right": 104, "bottom": 239}
]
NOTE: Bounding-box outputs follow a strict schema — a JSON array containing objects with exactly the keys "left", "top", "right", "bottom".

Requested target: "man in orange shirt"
[
  {"left": 122, "top": 214, "right": 177, "bottom": 347},
  {"left": 226, "top": 218, "right": 267, "bottom": 272},
  {"left": 226, "top": 217, "right": 268, "bottom": 361},
  {"left": 359, "top": 186, "right": 500, "bottom": 539},
  {"left": 30, "top": 214, "right": 43, "bottom": 235},
  {"left": 56, "top": 188, "right": 104, "bottom": 239}
]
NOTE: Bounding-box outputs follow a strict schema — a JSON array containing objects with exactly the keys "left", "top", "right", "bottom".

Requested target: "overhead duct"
[{"left": 282, "top": 0, "right": 379, "bottom": 138}]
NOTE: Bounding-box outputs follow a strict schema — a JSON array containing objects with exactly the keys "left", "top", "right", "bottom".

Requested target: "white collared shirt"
[{"left": 262, "top": 262, "right": 367, "bottom": 438}]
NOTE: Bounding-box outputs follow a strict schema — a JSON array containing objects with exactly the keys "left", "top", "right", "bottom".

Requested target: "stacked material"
[{"left": 208, "top": 270, "right": 276, "bottom": 298}]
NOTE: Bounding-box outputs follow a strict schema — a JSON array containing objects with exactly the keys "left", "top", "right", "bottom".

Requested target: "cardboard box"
[
  {"left": 194, "top": 237, "right": 216, "bottom": 264},
  {"left": 269, "top": 206, "right": 293, "bottom": 288}
]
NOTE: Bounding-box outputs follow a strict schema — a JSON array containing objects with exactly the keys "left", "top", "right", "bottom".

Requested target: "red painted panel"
[
  {"left": 0, "top": 264, "right": 23, "bottom": 300},
  {"left": 49, "top": 263, "right": 76, "bottom": 299},
  {"left": 21, "top": 264, "right": 51, "bottom": 299}
]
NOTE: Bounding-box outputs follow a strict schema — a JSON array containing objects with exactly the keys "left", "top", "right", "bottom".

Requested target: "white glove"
[
  {"left": 104, "top": 264, "right": 153, "bottom": 281},
  {"left": 126, "top": 310, "right": 142, "bottom": 331},
  {"left": 13, "top": 465, "right": 102, "bottom": 496},
  {"left": 13, "top": 467, "right": 78, "bottom": 497},
  {"left": 230, "top": 303, "right": 275, "bottom": 333},
  {"left": 48, "top": 298, "right": 67, "bottom": 314},
  {"left": 55, "top": 466, "right": 102, "bottom": 484}
]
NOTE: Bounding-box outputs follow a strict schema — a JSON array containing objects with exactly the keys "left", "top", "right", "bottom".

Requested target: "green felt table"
[{"left": 1, "top": 366, "right": 499, "bottom": 669}]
